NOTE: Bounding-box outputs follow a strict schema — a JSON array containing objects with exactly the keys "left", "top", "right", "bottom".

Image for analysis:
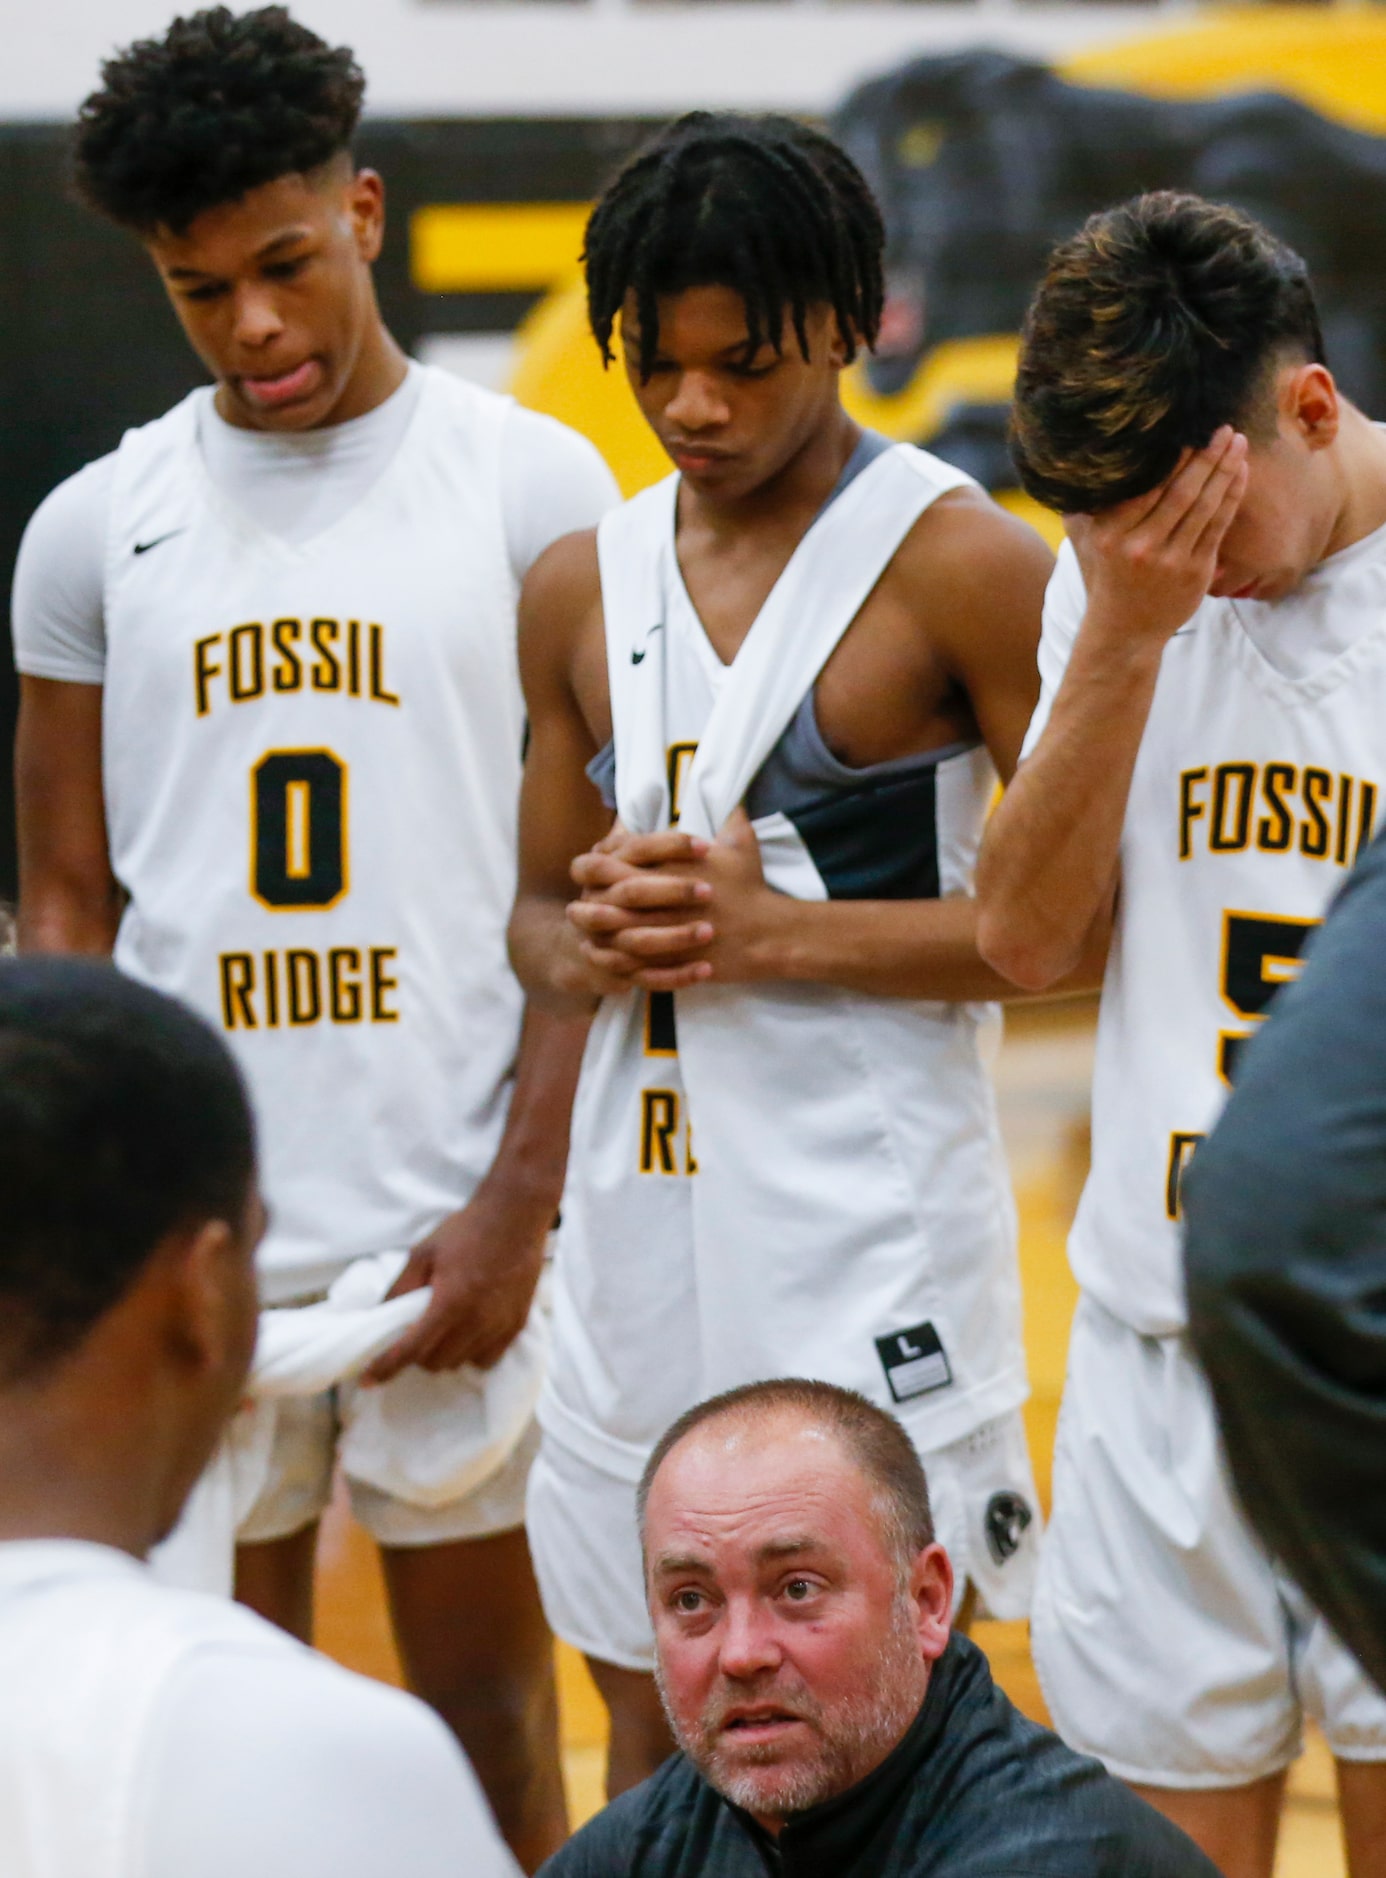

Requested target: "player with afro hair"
[{"left": 75, "top": 5, "right": 364, "bottom": 235}]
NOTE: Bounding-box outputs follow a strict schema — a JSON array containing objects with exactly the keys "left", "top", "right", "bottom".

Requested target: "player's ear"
[
  {"left": 346, "top": 166, "right": 387, "bottom": 265},
  {"left": 159, "top": 1214, "right": 258, "bottom": 1389},
  {"left": 827, "top": 312, "right": 854, "bottom": 372},
  {"left": 1285, "top": 362, "right": 1339, "bottom": 451}
]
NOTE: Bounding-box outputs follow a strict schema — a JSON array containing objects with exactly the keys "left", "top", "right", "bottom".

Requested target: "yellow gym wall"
[{"left": 409, "top": 9, "right": 1386, "bottom": 550}]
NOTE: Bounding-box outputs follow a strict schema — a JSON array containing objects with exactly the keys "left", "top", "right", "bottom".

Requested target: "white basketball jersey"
[
  {"left": 0, "top": 1540, "right": 517, "bottom": 1878},
  {"left": 0, "top": 1542, "right": 285, "bottom": 1875},
  {"left": 103, "top": 369, "right": 525, "bottom": 1301},
  {"left": 1035, "top": 534, "right": 1386, "bottom": 1335},
  {"left": 543, "top": 446, "right": 1027, "bottom": 1480}
]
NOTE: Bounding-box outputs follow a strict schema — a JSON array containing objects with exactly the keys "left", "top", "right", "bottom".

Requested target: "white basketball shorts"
[
  {"left": 237, "top": 1388, "right": 540, "bottom": 1549},
  {"left": 238, "top": 1275, "right": 550, "bottom": 1550},
  {"left": 527, "top": 1407, "right": 1042, "bottom": 1672},
  {"left": 1033, "top": 1292, "right": 1386, "bottom": 1787}
]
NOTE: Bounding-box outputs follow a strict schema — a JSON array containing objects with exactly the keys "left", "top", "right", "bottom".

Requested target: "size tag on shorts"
[{"left": 875, "top": 1321, "right": 953, "bottom": 1403}]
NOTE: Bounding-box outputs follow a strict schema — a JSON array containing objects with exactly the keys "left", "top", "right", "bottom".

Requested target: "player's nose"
[
  {"left": 231, "top": 282, "right": 287, "bottom": 348},
  {"left": 665, "top": 370, "right": 729, "bottom": 432}
]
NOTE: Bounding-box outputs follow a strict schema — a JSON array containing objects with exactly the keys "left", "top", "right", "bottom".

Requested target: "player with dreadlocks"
[
  {"left": 510, "top": 111, "right": 1072, "bottom": 1792},
  {"left": 12, "top": 9, "right": 621, "bottom": 1864}
]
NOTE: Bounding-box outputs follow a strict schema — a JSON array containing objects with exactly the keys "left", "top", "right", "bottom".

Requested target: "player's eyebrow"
[
  {"left": 252, "top": 228, "right": 315, "bottom": 260},
  {"left": 163, "top": 228, "right": 312, "bottom": 280}
]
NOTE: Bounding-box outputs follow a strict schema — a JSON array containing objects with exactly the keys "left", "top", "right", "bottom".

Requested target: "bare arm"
[
  {"left": 507, "top": 533, "right": 620, "bottom": 1012},
  {"left": 364, "top": 1001, "right": 590, "bottom": 1380},
  {"left": 733, "top": 497, "right": 1061, "bottom": 1000},
  {"left": 976, "top": 429, "right": 1248, "bottom": 991},
  {"left": 369, "top": 536, "right": 629, "bottom": 1380},
  {"left": 569, "top": 498, "right": 1103, "bottom": 1001},
  {"left": 507, "top": 532, "right": 714, "bottom": 1012},
  {"left": 15, "top": 676, "right": 122, "bottom": 954},
  {"left": 699, "top": 833, "right": 1105, "bottom": 1000}
]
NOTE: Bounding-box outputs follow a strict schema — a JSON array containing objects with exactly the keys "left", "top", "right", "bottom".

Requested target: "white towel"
[{"left": 151, "top": 1253, "right": 546, "bottom": 1594}]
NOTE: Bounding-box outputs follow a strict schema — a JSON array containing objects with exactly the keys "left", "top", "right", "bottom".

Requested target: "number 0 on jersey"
[{"left": 251, "top": 749, "right": 349, "bottom": 910}]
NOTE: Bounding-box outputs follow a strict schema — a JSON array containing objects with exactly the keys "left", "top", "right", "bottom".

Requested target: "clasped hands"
[{"left": 567, "top": 806, "right": 777, "bottom": 993}]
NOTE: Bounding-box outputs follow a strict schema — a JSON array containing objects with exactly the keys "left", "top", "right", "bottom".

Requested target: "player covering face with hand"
[
  {"left": 977, "top": 192, "right": 1386, "bottom": 1878},
  {"left": 510, "top": 110, "right": 1077, "bottom": 1797},
  {"left": 12, "top": 8, "right": 618, "bottom": 1864}
]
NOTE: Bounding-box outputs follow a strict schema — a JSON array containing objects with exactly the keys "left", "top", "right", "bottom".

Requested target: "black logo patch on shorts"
[
  {"left": 875, "top": 1321, "right": 953, "bottom": 1403},
  {"left": 985, "top": 1491, "right": 1034, "bottom": 1566}
]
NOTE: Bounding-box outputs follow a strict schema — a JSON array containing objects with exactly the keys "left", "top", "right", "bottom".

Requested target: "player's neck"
[
  {"left": 323, "top": 319, "right": 411, "bottom": 427},
  {"left": 1320, "top": 404, "right": 1386, "bottom": 563},
  {"left": 0, "top": 1363, "right": 197, "bottom": 1560}
]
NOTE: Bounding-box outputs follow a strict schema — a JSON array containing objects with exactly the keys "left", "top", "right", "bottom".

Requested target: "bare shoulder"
[
  {"left": 519, "top": 528, "right": 603, "bottom": 664},
  {"left": 894, "top": 482, "right": 1055, "bottom": 600},
  {"left": 517, "top": 527, "right": 610, "bottom": 734},
  {"left": 883, "top": 481, "right": 1053, "bottom": 699},
  {"left": 520, "top": 526, "right": 603, "bottom": 620}
]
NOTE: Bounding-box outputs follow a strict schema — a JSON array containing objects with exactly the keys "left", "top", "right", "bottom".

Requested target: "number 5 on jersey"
[
  {"left": 1218, "top": 908, "right": 1318, "bottom": 1083},
  {"left": 1166, "top": 906, "right": 1319, "bottom": 1220},
  {"left": 251, "top": 750, "right": 348, "bottom": 909}
]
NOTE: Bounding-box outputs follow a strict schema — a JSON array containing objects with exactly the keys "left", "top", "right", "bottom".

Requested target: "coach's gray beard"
[{"left": 654, "top": 1593, "right": 927, "bottom": 1825}]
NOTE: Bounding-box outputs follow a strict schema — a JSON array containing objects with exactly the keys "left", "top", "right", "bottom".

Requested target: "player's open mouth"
[{"left": 238, "top": 359, "right": 323, "bottom": 408}]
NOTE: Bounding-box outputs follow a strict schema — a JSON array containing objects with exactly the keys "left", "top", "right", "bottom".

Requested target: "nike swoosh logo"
[
  {"left": 631, "top": 622, "right": 665, "bottom": 666},
  {"left": 133, "top": 528, "right": 187, "bottom": 556}
]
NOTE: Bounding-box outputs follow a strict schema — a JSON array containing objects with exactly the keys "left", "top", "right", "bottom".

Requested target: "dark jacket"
[
  {"left": 1184, "top": 826, "right": 1386, "bottom": 1696},
  {"left": 542, "top": 1635, "right": 1216, "bottom": 1876}
]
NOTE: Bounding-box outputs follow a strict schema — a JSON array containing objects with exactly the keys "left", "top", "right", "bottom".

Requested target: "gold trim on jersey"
[
  {"left": 1216, "top": 906, "right": 1319, "bottom": 1085},
  {"left": 249, "top": 748, "right": 350, "bottom": 912},
  {"left": 667, "top": 742, "right": 697, "bottom": 827},
  {"left": 219, "top": 944, "right": 399, "bottom": 1031},
  {"left": 639, "top": 1087, "right": 697, "bottom": 1177},
  {"left": 192, "top": 619, "right": 400, "bottom": 714},
  {"left": 1179, "top": 761, "right": 1378, "bottom": 864},
  {"left": 1164, "top": 1131, "right": 1206, "bottom": 1221}
]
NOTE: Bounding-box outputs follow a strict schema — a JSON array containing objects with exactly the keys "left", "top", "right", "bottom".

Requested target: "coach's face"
[
  {"left": 1208, "top": 362, "right": 1345, "bottom": 604},
  {"left": 622, "top": 286, "right": 849, "bottom": 502},
  {"left": 145, "top": 156, "right": 387, "bottom": 432},
  {"left": 645, "top": 1413, "right": 951, "bottom": 1834}
]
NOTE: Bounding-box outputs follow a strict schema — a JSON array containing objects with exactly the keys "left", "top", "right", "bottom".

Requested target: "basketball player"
[
  {"left": 0, "top": 957, "right": 518, "bottom": 1878},
  {"left": 977, "top": 192, "right": 1386, "bottom": 1877},
  {"left": 11, "top": 10, "right": 617, "bottom": 1864},
  {"left": 509, "top": 113, "right": 1073, "bottom": 1793}
]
